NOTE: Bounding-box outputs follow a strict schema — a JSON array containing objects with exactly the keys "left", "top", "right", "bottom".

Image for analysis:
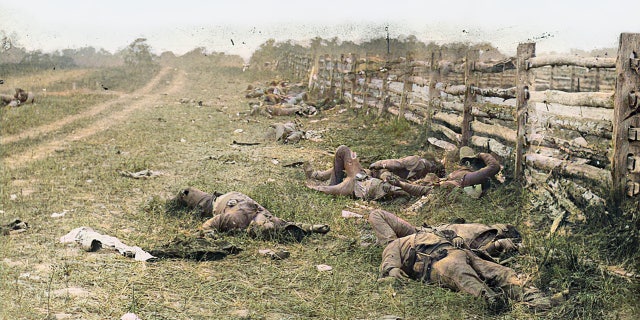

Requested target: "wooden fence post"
[
  {"left": 328, "top": 55, "right": 335, "bottom": 100},
  {"left": 428, "top": 51, "right": 439, "bottom": 122},
  {"left": 514, "top": 43, "right": 536, "bottom": 182},
  {"left": 570, "top": 66, "right": 575, "bottom": 92},
  {"left": 350, "top": 53, "right": 358, "bottom": 108},
  {"left": 361, "top": 56, "right": 369, "bottom": 111},
  {"left": 611, "top": 33, "right": 640, "bottom": 204},
  {"left": 399, "top": 56, "right": 414, "bottom": 120},
  {"left": 461, "top": 50, "right": 478, "bottom": 146},
  {"left": 379, "top": 61, "right": 389, "bottom": 118}
]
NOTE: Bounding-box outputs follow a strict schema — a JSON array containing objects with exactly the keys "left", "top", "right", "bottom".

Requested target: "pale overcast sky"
[{"left": 1, "top": 0, "right": 638, "bottom": 60}]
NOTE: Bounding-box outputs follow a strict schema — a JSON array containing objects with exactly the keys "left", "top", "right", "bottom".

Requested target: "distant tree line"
[
  {"left": 249, "top": 35, "right": 618, "bottom": 69},
  {"left": 248, "top": 35, "right": 508, "bottom": 69}
]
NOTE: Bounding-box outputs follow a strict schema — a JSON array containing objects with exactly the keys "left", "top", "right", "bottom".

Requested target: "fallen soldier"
[
  {"left": 1, "top": 93, "right": 20, "bottom": 107},
  {"left": 14, "top": 88, "right": 35, "bottom": 104},
  {"left": 177, "top": 187, "right": 330, "bottom": 240},
  {"left": 368, "top": 209, "right": 520, "bottom": 259},
  {"left": 304, "top": 145, "right": 430, "bottom": 200},
  {"left": 370, "top": 210, "right": 553, "bottom": 311},
  {"left": 369, "top": 155, "right": 445, "bottom": 181},
  {"left": 250, "top": 103, "right": 317, "bottom": 117},
  {"left": 269, "top": 121, "right": 322, "bottom": 144},
  {"left": 379, "top": 146, "right": 502, "bottom": 199},
  {"left": 271, "top": 121, "right": 305, "bottom": 144}
]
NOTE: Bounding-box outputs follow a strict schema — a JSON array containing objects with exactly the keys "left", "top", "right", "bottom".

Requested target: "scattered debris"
[
  {"left": 282, "top": 161, "right": 304, "bottom": 168},
  {"left": 119, "top": 169, "right": 163, "bottom": 179},
  {"left": 51, "top": 210, "right": 70, "bottom": 218},
  {"left": 180, "top": 138, "right": 187, "bottom": 143},
  {"left": 259, "top": 249, "right": 290, "bottom": 260},
  {"left": 1, "top": 219, "right": 29, "bottom": 235},
  {"left": 271, "top": 159, "right": 279, "bottom": 165},
  {"left": 149, "top": 236, "right": 241, "bottom": 261},
  {"left": 232, "top": 140, "right": 260, "bottom": 146},
  {"left": 234, "top": 129, "right": 244, "bottom": 133},
  {"left": 60, "top": 227, "right": 156, "bottom": 261}
]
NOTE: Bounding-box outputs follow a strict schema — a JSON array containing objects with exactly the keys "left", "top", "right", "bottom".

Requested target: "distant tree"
[{"left": 120, "top": 38, "right": 156, "bottom": 68}]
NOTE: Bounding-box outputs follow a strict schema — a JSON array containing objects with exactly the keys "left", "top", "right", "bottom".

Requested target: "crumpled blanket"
[{"left": 60, "top": 227, "right": 156, "bottom": 261}]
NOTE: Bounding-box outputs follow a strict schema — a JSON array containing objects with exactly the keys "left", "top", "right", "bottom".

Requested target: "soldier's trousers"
[
  {"left": 368, "top": 209, "right": 417, "bottom": 245},
  {"left": 430, "top": 249, "right": 523, "bottom": 299}
]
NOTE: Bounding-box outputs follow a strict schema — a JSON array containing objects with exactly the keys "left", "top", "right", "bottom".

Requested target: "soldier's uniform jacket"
[
  {"left": 379, "top": 229, "right": 525, "bottom": 301},
  {"left": 370, "top": 155, "right": 441, "bottom": 180},
  {"left": 202, "top": 192, "right": 286, "bottom": 232},
  {"left": 178, "top": 188, "right": 285, "bottom": 232},
  {"left": 380, "top": 229, "right": 455, "bottom": 279},
  {"left": 433, "top": 223, "right": 498, "bottom": 249},
  {"left": 368, "top": 209, "right": 519, "bottom": 257}
]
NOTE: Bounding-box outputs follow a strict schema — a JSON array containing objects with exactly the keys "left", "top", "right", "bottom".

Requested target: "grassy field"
[{"left": 1, "top": 58, "right": 638, "bottom": 320}]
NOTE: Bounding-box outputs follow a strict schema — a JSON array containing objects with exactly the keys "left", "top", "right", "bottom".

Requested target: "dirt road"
[{"left": 2, "top": 66, "right": 186, "bottom": 169}]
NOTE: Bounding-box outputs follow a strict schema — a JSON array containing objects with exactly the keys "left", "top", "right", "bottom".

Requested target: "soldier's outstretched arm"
[
  {"left": 386, "top": 175, "right": 432, "bottom": 197},
  {"left": 459, "top": 153, "right": 500, "bottom": 187},
  {"left": 370, "top": 159, "right": 405, "bottom": 171}
]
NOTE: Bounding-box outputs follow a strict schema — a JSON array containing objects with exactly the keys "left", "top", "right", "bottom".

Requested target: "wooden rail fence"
[{"left": 278, "top": 33, "right": 640, "bottom": 208}]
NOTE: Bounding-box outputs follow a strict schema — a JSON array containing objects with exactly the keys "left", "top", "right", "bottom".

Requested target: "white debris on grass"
[
  {"left": 60, "top": 227, "right": 155, "bottom": 262},
  {"left": 51, "top": 210, "right": 71, "bottom": 218}
]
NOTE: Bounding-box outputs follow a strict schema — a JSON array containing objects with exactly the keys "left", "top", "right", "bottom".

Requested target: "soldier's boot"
[
  {"left": 303, "top": 162, "right": 315, "bottom": 179},
  {"left": 521, "top": 287, "right": 552, "bottom": 311},
  {"left": 482, "top": 290, "right": 507, "bottom": 312},
  {"left": 303, "top": 162, "right": 329, "bottom": 180},
  {"left": 285, "top": 131, "right": 303, "bottom": 144}
]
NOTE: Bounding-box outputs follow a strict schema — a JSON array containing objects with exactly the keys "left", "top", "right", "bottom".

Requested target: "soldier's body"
[
  {"left": 1, "top": 94, "right": 19, "bottom": 106},
  {"left": 368, "top": 209, "right": 519, "bottom": 258},
  {"left": 304, "top": 145, "right": 417, "bottom": 201},
  {"left": 14, "top": 88, "right": 35, "bottom": 104},
  {"left": 382, "top": 146, "right": 502, "bottom": 198},
  {"left": 369, "top": 155, "right": 445, "bottom": 181},
  {"left": 370, "top": 209, "right": 550, "bottom": 310},
  {"left": 178, "top": 187, "right": 329, "bottom": 239}
]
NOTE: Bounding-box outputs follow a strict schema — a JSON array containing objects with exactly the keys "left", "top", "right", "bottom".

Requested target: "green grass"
[{"left": 1, "top": 58, "right": 638, "bottom": 320}]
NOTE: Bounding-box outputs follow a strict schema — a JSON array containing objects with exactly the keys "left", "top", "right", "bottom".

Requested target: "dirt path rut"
[{"left": 2, "top": 66, "right": 186, "bottom": 169}]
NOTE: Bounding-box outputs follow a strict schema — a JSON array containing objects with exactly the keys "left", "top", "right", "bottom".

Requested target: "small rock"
[
  {"left": 341, "top": 210, "right": 363, "bottom": 218},
  {"left": 51, "top": 210, "right": 69, "bottom": 218},
  {"left": 230, "top": 309, "right": 250, "bottom": 318},
  {"left": 121, "top": 313, "right": 141, "bottom": 320},
  {"left": 234, "top": 129, "right": 244, "bottom": 133},
  {"left": 316, "top": 264, "right": 333, "bottom": 272}
]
